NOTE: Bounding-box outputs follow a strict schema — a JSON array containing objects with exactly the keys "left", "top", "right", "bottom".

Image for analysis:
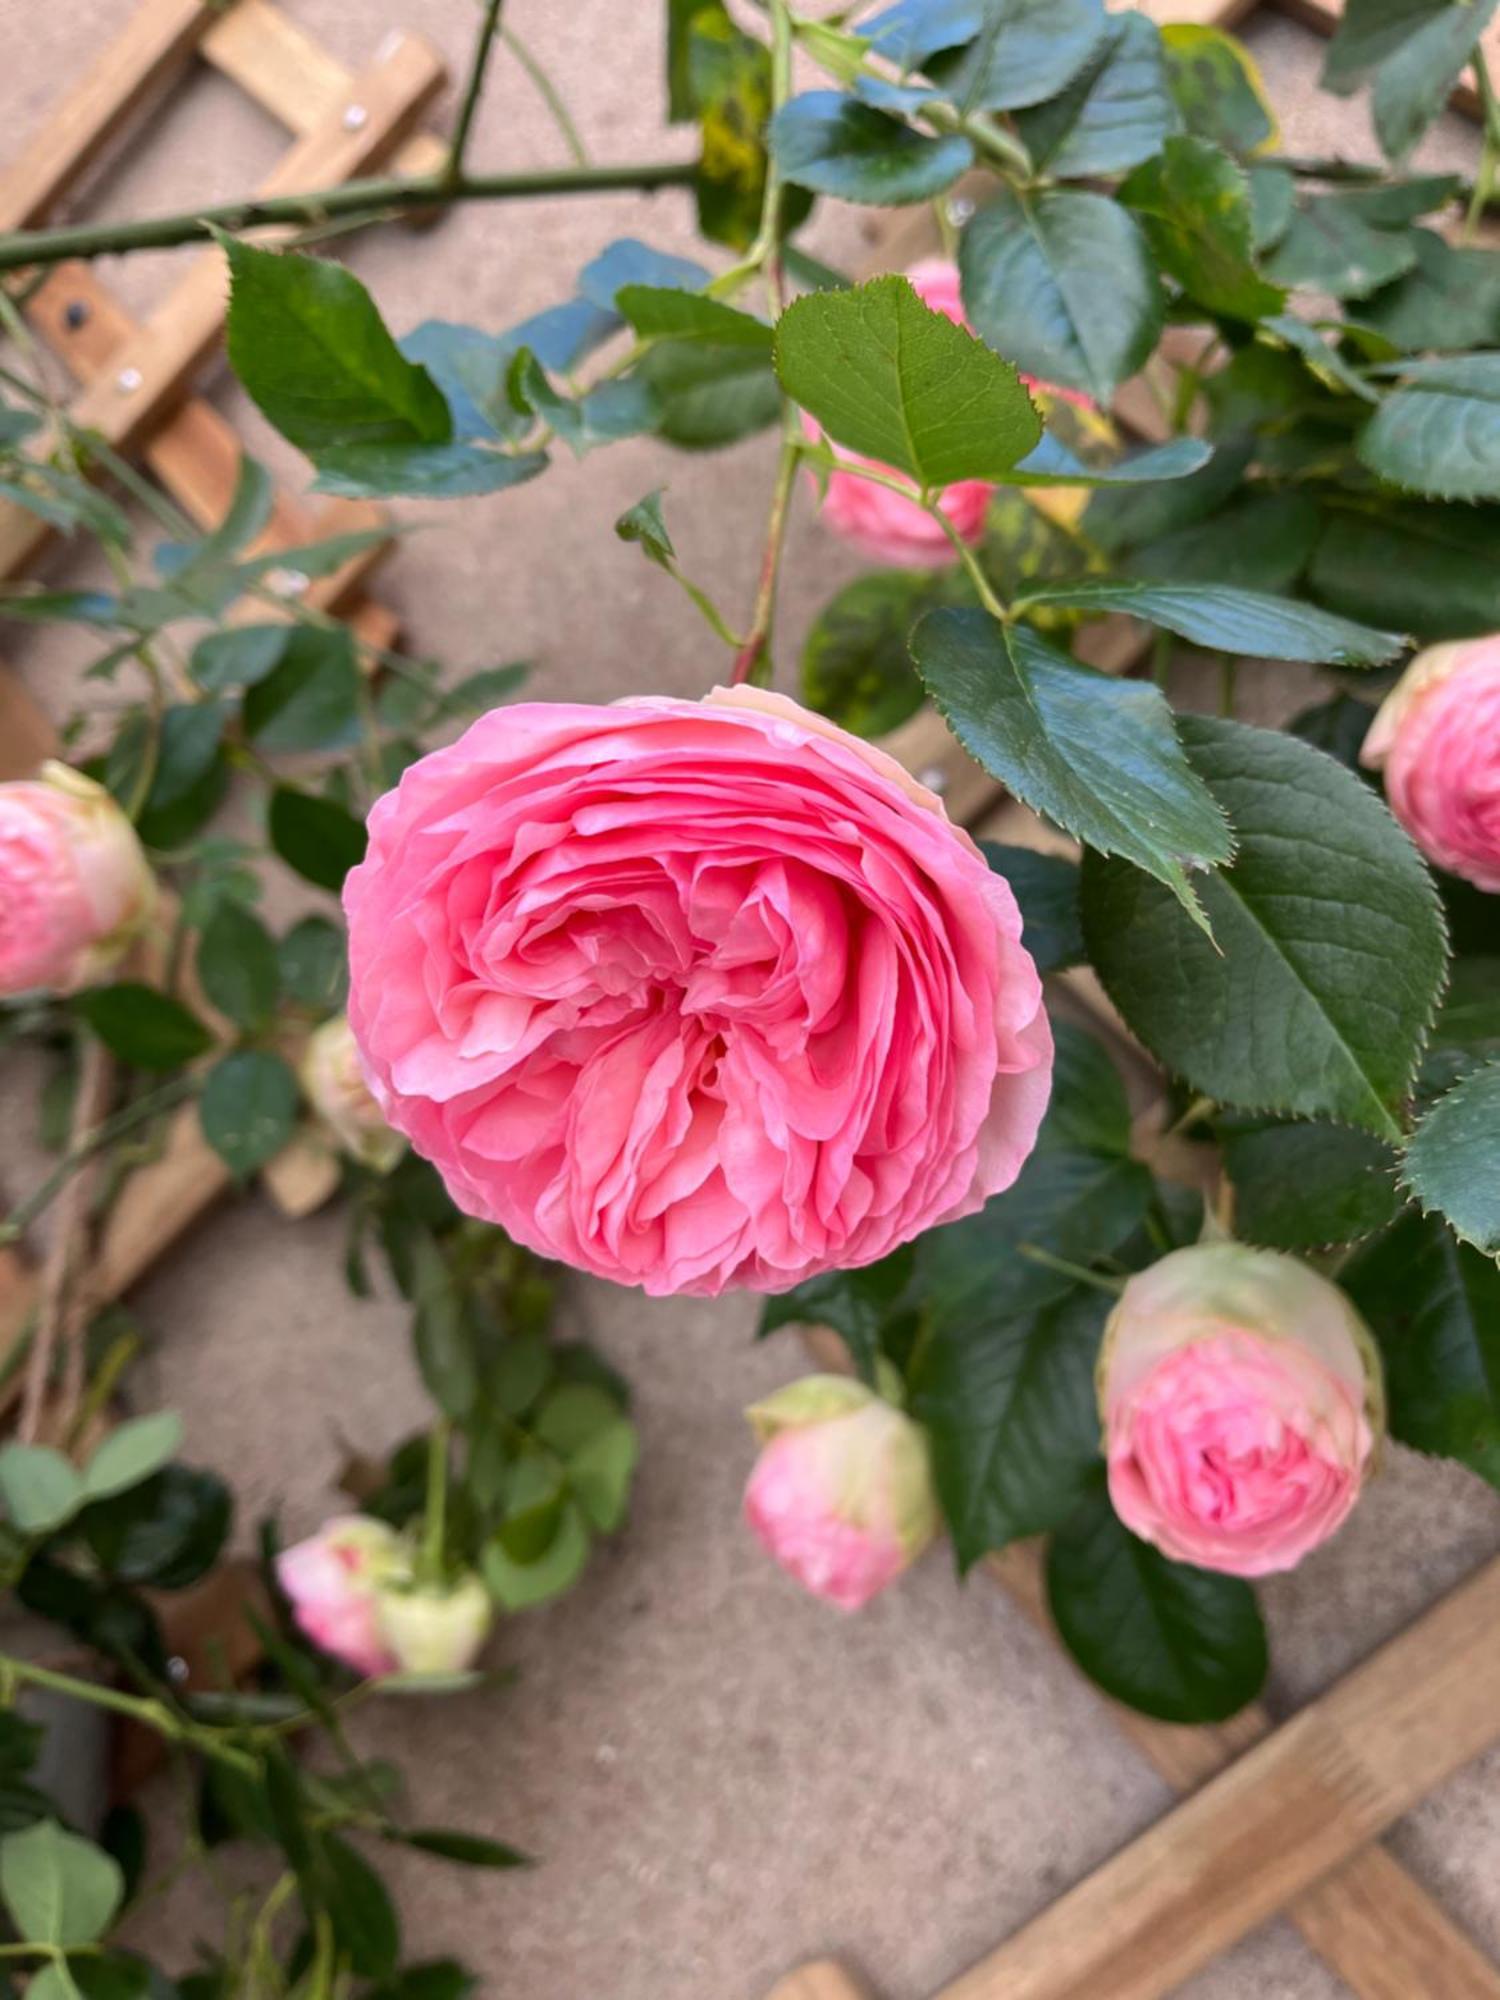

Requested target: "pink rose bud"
[
  {"left": 1360, "top": 637, "right": 1500, "bottom": 891},
  {"left": 743, "top": 1374, "right": 939, "bottom": 1610},
  {"left": 343, "top": 687, "right": 1051, "bottom": 1296},
  {"left": 807, "top": 258, "right": 1089, "bottom": 569},
  {"left": 299, "top": 1014, "right": 404, "bottom": 1172},
  {"left": 374, "top": 1571, "right": 492, "bottom": 1675},
  {"left": 0, "top": 761, "right": 157, "bottom": 998},
  {"left": 1099, "top": 1244, "right": 1384, "bottom": 1578},
  {"left": 276, "top": 1515, "right": 404, "bottom": 1679}
]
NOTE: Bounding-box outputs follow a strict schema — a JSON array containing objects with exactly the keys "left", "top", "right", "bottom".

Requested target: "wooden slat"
[
  {"left": 0, "top": 663, "right": 59, "bottom": 779},
  {"left": 936, "top": 1554, "right": 1500, "bottom": 2000},
  {"left": 0, "top": 0, "right": 214, "bottom": 233},
  {"left": 0, "top": 30, "right": 446, "bottom": 581},
  {"left": 765, "top": 1965, "right": 873, "bottom": 2000}
]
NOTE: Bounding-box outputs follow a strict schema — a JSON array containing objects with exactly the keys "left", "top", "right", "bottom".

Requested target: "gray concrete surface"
[{"left": 1, "top": 4, "right": 1497, "bottom": 1996}]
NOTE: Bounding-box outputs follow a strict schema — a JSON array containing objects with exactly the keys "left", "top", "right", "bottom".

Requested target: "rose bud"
[
  {"left": 806, "top": 258, "right": 1089, "bottom": 568},
  {"left": 1360, "top": 637, "right": 1500, "bottom": 891},
  {"left": 1098, "top": 1244, "right": 1384, "bottom": 1578},
  {"left": 743, "top": 1374, "right": 939, "bottom": 1610},
  {"left": 374, "top": 1570, "right": 492, "bottom": 1675},
  {"left": 275, "top": 1515, "right": 404, "bottom": 1678},
  {"left": 299, "top": 1014, "right": 404, "bottom": 1172},
  {"left": 344, "top": 687, "right": 1051, "bottom": 1296},
  {"left": 0, "top": 761, "right": 157, "bottom": 998}
]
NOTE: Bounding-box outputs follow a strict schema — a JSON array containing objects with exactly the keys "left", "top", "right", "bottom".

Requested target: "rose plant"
[{"left": 1, "top": 0, "right": 1500, "bottom": 1980}]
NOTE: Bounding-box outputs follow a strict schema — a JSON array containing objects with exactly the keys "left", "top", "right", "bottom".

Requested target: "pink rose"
[
  {"left": 0, "top": 761, "right": 157, "bottom": 997},
  {"left": 343, "top": 687, "right": 1051, "bottom": 1296},
  {"left": 1099, "top": 1244, "right": 1384, "bottom": 1578},
  {"left": 743, "top": 1375, "right": 938, "bottom": 1610},
  {"left": 1361, "top": 637, "right": 1500, "bottom": 890},
  {"left": 276, "top": 1516, "right": 404, "bottom": 1678},
  {"left": 299, "top": 1014, "right": 404, "bottom": 1172},
  {"left": 807, "top": 259, "right": 1088, "bottom": 568}
]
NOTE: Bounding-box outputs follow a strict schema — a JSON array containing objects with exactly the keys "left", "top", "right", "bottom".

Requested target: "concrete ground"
[{"left": 1, "top": 3, "right": 1497, "bottom": 1995}]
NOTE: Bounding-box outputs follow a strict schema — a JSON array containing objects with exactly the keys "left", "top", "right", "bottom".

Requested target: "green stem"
[
  {"left": 502, "top": 24, "right": 588, "bottom": 165},
  {"left": 0, "top": 161, "right": 697, "bottom": 274},
  {"left": 1218, "top": 656, "right": 1238, "bottom": 718},
  {"left": 420, "top": 1421, "right": 451, "bottom": 1586},
  {"left": 0, "top": 1074, "right": 197, "bottom": 1248},
  {"left": 1015, "top": 1245, "right": 1126, "bottom": 1297},
  {"left": 445, "top": 0, "right": 507, "bottom": 189},
  {"left": 731, "top": 420, "right": 800, "bottom": 685},
  {"left": 1, "top": 1656, "right": 261, "bottom": 1775},
  {"left": 924, "top": 492, "right": 1010, "bottom": 621},
  {"left": 1465, "top": 56, "right": 1500, "bottom": 240}
]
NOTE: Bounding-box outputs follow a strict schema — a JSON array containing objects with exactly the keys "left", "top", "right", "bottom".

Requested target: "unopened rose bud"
[
  {"left": 1361, "top": 636, "right": 1500, "bottom": 891},
  {"left": 1098, "top": 1243, "right": 1384, "bottom": 1578},
  {"left": 743, "top": 1374, "right": 938, "bottom": 1611},
  {"left": 0, "top": 762, "right": 156, "bottom": 997},
  {"left": 374, "top": 1571, "right": 492, "bottom": 1675},
  {"left": 276, "top": 1515, "right": 405, "bottom": 1678},
  {"left": 299, "top": 1015, "right": 404, "bottom": 1172}
]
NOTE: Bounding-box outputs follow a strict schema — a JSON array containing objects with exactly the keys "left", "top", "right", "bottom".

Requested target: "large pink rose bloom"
[
  {"left": 1099, "top": 1245, "right": 1384, "bottom": 1578},
  {"left": 0, "top": 762, "right": 156, "bottom": 997},
  {"left": 1360, "top": 637, "right": 1500, "bottom": 891},
  {"left": 344, "top": 686, "right": 1051, "bottom": 1296}
]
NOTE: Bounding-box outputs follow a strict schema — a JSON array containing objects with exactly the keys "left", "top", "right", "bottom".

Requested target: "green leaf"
[
  {"left": 1361, "top": 231, "right": 1500, "bottom": 350},
  {"left": 267, "top": 787, "right": 367, "bottom": 892},
  {"left": 1265, "top": 194, "right": 1420, "bottom": 299},
  {"left": 75, "top": 984, "right": 213, "bottom": 1070},
  {"left": 914, "top": 1285, "right": 1108, "bottom": 1565},
  {"left": 1358, "top": 355, "right": 1500, "bottom": 501},
  {"left": 1132, "top": 491, "right": 1321, "bottom": 594},
  {"left": 1121, "top": 135, "right": 1285, "bottom": 322},
  {"left": 1046, "top": 1487, "right": 1268, "bottom": 1722},
  {"left": 1402, "top": 1062, "right": 1500, "bottom": 1256},
  {"left": 198, "top": 1051, "right": 299, "bottom": 1179},
  {"left": 1343, "top": 1211, "right": 1500, "bottom": 1481},
  {"left": 1004, "top": 435, "right": 1213, "bottom": 488},
  {"left": 483, "top": 1501, "right": 590, "bottom": 1611},
  {"left": 1247, "top": 164, "right": 1296, "bottom": 250},
  {"left": 411, "top": 1238, "right": 479, "bottom": 1420},
  {"left": 532, "top": 1384, "right": 621, "bottom": 1456},
  {"left": 312, "top": 443, "right": 548, "bottom": 500},
  {"left": 1018, "top": 579, "right": 1404, "bottom": 666},
  {"left": 1161, "top": 23, "right": 1275, "bottom": 153},
  {"left": 81, "top": 1412, "right": 184, "bottom": 1502},
  {"left": 316, "top": 1831, "right": 400, "bottom": 1978},
  {"left": 615, "top": 489, "right": 675, "bottom": 569},
  {"left": 1045, "top": 1019, "right": 1136, "bottom": 1156},
  {"left": 774, "top": 274, "right": 1041, "bottom": 483},
  {"left": 431, "top": 662, "right": 529, "bottom": 722},
  {"left": 981, "top": 844, "right": 1083, "bottom": 974},
  {"left": 613, "top": 285, "right": 771, "bottom": 348},
  {"left": 137, "top": 702, "right": 225, "bottom": 812},
  {"left": 389, "top": 1829, "right": 529, "bottom": 1869},
  {"left": 278, "top": 916, "right": 348, "bottom": 1013},
  {"left": 1084, "top": 436, "right": 1252, "bottom": 556},
  {"left": 917, "top": 0, "right": 1110, "bottom": 113},
  {"left": 1374, "top": 0, "right": 1499, "bottom": 157},
  {"left": 196, "top": 900, "right": 280, "bottom": 1030},
  {"left": 770, "top": 92, "right": 973, "bottom": 203},
  {"left": 909, "top": 611, "right": 1232, "bottom": 923},
  {"left": 801, "top": 568, "right": 966, "bottom": 738},
  {"left": 221, "top": 235, "right": 450, "bottom": 453},
  {"left": 80, "top": 1463, "right": 231, "bottom": 1588},
  {"left": 241, "top": 624, "right": 361, "bottom": 752},
  {"left": 1307, "top": 501, "right": 1500, "bottom": 641},
  {"left": 566, "top": 1418, "right": 639, "bottom": 1533},
  {"left": 0, "top": 1446, "right": 84, "bottom": 1535},
  {"left": 1221, "top": 1119, "right": 1404, "bottom": 1250},
  {"left": 1080, "top": 716, "right": 1448, "bottom": 1139},
  {"left": 0, "top": 1822, "right": 124, "bottom": 1946},
  {"left": 1015, "top": 13, "right": 1176, "bottom": 177},
  {"left": 635, "top": 340, "right": 781, "bottom": 448},
  {"left": 958, "top": 187, "right": 1161, "bottom": 404},
  {"left": 580, "top": 238, "right": 709, "bottom": 309},
  {"left": 757, "top": 1246, "right": 916, "bottom": 1382},
  {"left": 190, "top": 625, "right": 294, "bottom": 695},
  {"left": 363, "top": 1962, "right": 476, "bottom": 2000}
]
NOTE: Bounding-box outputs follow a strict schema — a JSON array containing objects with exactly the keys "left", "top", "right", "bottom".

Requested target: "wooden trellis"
[{"left": 0, "top": 6, "right": 1497, "bottom": 1999}]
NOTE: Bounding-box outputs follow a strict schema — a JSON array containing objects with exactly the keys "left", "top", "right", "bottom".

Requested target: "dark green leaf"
[
  {"left": 483, "top": 1500, "right": 590, "bottom": 1610},
  {"left": 1162, "top": 22, "right": 1275, "bottom": 152},
  {"left": 801, "top": 568, "right": 966, "bottom": 738},
  {"left": 268, "top": 787, "right": 367, "bottom": 891},
  {"left": 387, "top": 1828, "right": 529, "bottom": 1869},
  {"left": 917, "top": 0, "right": 1110, "bottom": 112},
  {"left": 278, "top": 916, "right": 348, "bottom": 1012},
  {"left": 1308, "top": 501, "right": 1500, "bottom": 641},
  {"left": 312, "top": 443, "right": 548, "bottom": 500},
  {"left": 1358, "top": 355, "right": 1500, "bottom": 500},
  {"left": 1221, "top": 1118, "right": 1404, "bottom": 1249},
  {"left": 959, "top": 187, "right": 1161, "bottom": 404},
  {"left": 1132, "top": 491, "right": 1321, "bottom": 593},
  {"left": 199, "top": 1051, "right": 299, "bottom": 1179},
  {"left": 138, "top": 703, "right": 225, "bottom": 812},
  {"left": 1005, "top": 435, "right": 1213, "bottom": 488},
  {"left": 758, "top": 1245, "right": 916, "bottom": 1382},
  {"left": 411, "top": 1237, "right": 479, "bottom": 1419},
  {"left": 221, "top": 235, "right": 450, "bottom": 452},
  {"left": 1080, "top": 716, "right": 1448, "bottom": 1139},
  {"left": 1047, "top": 1486, "right": 1268, "bottom": 1722},
  {"left": 241, "top": 625, "right": 361, "bottom": 752},
  {"left": 775, "top": 274, "right": 1041, "bottom": 482},
  {"left": 1265, "top": 194, "right": 1420, "bottom": 299},
  {"left": 770, "top": 92, "right": 973, "bottom": 203},
  {"left": 75, "top": 984, "right": 212, "bottom": 1070},
  {"left": 1015, "top": 13, "right": 1175, "bottom": 176},
  {"left": 196, "top": 900, "right": 279, "bottom": 1030},
  {"left": 910, "top": 610, "right": 1232, "bottom": 922},
  {"left": 1018, "top": 579, "right": 1404, "bottom": 665},
  {"left": 81, "top": 1463, "right": 232, "bottom": 1589},
  {"left": 314, "top": 1832, "right": 400, "bottom": 1978},
  {"left": 1084, "top": 436, "right": 1253, "bottom": 556},
  {"left": 1360, "top": 230, "right": 1500, "bottom": 350},
  {"left": 615, "top": 489, "right": 675, "bottom": 568},
  {"left": 1121, "top": 135, "right": 1285, "bottom": 322},
  {"left": 577, "top": 238, "right": 707, "bottom": 310},
  {"left": 190, "top": 625, "right": 295, "bottom": 695},
  {"left": 614, "top": 285, "right": 772, "bottom": 348},
  {"left": 1045, "top": 1019, "right": 1135, "bottom": 1156},
  {"left": 982, "top": 843, "right": 1083, "bottom": 974},
  {"left": 1343, "top": 1211, "right": 1500, "bottom": 1482},
  {"left": 1247, "top": 165, "right": 1296, "bottom": 251},
  {"left": 362, "top": 1962, "right": 476, "bottom": 2000},
  {"left": 433, "top": 662, "right": 530, "bottom": 722},
  {"left": 636, "top": 340, "right": 781, "bottom": 448},
  {"left": 1403, "top": 1062, "right": 1500, "bottom": 1256}
]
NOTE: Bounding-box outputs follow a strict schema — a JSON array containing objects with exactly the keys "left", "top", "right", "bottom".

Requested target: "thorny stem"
[{"left": 445, "top": 0, "right": 507, "bottom": 190}]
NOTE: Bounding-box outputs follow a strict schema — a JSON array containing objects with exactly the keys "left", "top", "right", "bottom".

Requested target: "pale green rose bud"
[
  {"left": 299, "top": 1014, "right": 405, "bottom": 1172},
  {"left": 374, "top": 1570, "right": 493, "bottom": 1676}
]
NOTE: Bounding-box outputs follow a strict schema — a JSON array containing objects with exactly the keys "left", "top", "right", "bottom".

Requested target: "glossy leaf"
[
  {"left": 915, "top": 0, "right": 1110, "bottom": 112},
  {"left": 770, "top": 92, "right": 973, "bottom": 202},
  {"left": 1307, "top": 501, "right": 1500, "bottom": 641},
  {"left": 613, "top": 285, "right": 772, "bottom": 348},
  {"left": 316, "top": 1832, "right": 400, "bottom": 1978},
  {"left": 75, "top": 985, "right": 212, "bottom": 1071},
  {"left": 1403, "top": 1062, "right": 1500, "bottom": 1256},
  {"left": 1121, "top": 135, "right": 1284, "bottom": 321},
  {"left": 1361, "top": 231, "right": 1500, "bottom": 351},
  {"left": 1017, "top": 579, "right": 1404, "bottom": 665},
  {"left": 577, "top": 238, "right": 708, "bottom": 310},
  {"left": 1265, "top": 194, "right": 1420, "bottom": 299},
  {"left": 1221, "top": 1118, "right": 1404, "bottom": 1249},
  {"left": 196, "top": 899, "right": 280, "bottom": 1030},
  {"left": 1016, "top": 13, "right": 1176, "bottom": 176},
  {"left": 758, "top": 1246, "right": 916, "bottom": 1382},
  {"left": 267, "top": 788, "right": 367, "bottom": 892},
  {"left": 241, "top": 624, "right": 361, "bottom": 752},
  {"left": 1005, "top": 434, "right": 1211, "bottom": 489},
  {"left": 1359, "top": 355, "right": 1500, "bottom": 500},
  {"left": 981, "top": 843, "right": 1083, "bottom": 974},
  {"left": 198, "top": 1051, "right": 299, "bottom": 1179},
  {"left": 312, "top": 443, "right": 548, "bottom": 501}
]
